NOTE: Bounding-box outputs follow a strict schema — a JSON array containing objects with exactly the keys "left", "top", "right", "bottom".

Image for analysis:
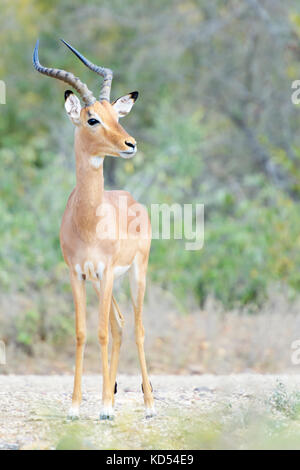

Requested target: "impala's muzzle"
[
  {"left": 119, "top": 147, "right": 137, "bottom": 159},
  {"left": 119, "top": 139, "right": 136, "bottom": 158}
]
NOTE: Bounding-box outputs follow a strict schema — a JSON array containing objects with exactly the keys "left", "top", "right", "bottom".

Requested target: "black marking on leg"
[
  {"left": 141, "top": 381, "right": 153, "bottom": 393},
  {"left": 82, "top": 274, "right": 86, "bottom": 281},
  {"left": 114, "top": 381, "right": 117, "bottom": 394}
]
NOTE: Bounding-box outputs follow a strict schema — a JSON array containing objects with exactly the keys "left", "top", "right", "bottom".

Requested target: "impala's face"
[{"left": 64, "top": 90, "right": 138, "bottom": 159}]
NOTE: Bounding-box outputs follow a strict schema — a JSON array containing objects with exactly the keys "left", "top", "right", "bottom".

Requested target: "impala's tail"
[{"left": 111, "top": 295, "right": 124, "bottom": 329}]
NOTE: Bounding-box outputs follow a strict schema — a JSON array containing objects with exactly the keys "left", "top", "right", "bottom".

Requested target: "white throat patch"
[{"left": 90, "top": 156, "right": 104, "bottom": 169}]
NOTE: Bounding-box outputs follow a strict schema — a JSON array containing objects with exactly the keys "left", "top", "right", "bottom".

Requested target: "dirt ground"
[{"left": 1, "top": 374, "right": 300, "bottom": 450}]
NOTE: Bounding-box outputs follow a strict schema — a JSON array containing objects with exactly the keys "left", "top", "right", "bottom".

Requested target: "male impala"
[{"left": 33, "top": 39, "right": 155, "bottom": 419}]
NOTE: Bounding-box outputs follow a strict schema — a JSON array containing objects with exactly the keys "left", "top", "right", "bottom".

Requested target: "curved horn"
[
  {"left": 60, "top": 39, "right": 113, "bottom": 102},
  {"left": 33, "top": 40, "right": 96, "bottom": 106}
]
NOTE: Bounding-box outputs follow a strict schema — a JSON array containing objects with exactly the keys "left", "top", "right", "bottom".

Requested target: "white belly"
[
  {"left": 114, "top": 265, "right": 130, "bottom": 278},
  {"left": 75, "top": 261, "right": 130, "bottom": 281}
]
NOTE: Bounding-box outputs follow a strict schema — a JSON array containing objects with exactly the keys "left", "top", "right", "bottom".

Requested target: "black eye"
[{"left": 87, "top": 118, "right": 100, "bottom": 126}]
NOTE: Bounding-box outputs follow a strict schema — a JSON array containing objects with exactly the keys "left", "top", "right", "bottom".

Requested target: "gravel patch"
[{"left": 1, "top": 374, "right": 300, "bottom": 449}]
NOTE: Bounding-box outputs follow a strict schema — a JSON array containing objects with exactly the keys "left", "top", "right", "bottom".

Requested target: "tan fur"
[
  {"left": 61, "top": 99, "right": 155, "bottom": 419},
  {"left": 78, "top": 101, "right": 136, "bottom": 156}
]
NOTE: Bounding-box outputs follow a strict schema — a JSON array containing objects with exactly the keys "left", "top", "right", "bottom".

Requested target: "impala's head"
[
  {"left": 33, "top": 39, "right": 138, "bottom": 160},
  {"left": 64, "top": 90, "right": 138, "bottom": 159}
]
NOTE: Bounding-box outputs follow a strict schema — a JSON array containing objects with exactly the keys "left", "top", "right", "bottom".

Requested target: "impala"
[{"left": 33, "top": 39, "right": 155, "bottom": 419}]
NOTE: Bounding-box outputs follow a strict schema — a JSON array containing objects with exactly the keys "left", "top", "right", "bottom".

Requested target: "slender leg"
[
  {"left": 98, "top": 269, "right": 114, "bottom": 420},
  {"left": 129, "top": 255, "right": 156, "bottom": 418},
  {"left": 68, "top": 271, "right": 86, "bottom": 419},
  {"left": 109, "top": 296, "right": 124, "bottom": 405},
  {"left": 93, "top": 284, "right": 124, "bottom": 408}
]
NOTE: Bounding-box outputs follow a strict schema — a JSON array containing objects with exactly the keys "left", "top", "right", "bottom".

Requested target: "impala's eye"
[{"left": 87, "top": 118, "right": 100, "bottom": 126}]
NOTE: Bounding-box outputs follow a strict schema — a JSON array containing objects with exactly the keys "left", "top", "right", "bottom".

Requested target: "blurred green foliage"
[{"left": 1, "top": 0, "right": 300, "bottom": 329}]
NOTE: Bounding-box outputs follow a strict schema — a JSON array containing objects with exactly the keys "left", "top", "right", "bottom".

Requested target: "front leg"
[
  {"left": 98, "top": 268, "right": 114, "bottom": 420},
  {"left": 69, "top": 271, "right": 86, "bottom": 420}
]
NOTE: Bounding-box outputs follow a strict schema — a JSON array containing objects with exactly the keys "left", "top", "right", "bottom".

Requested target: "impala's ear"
[
  {"left": 64, "top": 90, "right": 81, "bottom": 125},
  {"left": 112, "top": 91, "right": 138, "bottom": 118}
]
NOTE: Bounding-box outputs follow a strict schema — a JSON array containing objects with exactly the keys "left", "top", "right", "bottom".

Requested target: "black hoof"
[
  {"left": 141, "top": 381, "right": 153, "bottom": 393},
  {"left": 114, "top": 381, "right": 117, "bottom": 395},
  {"left": 99, "top": 413, "right": 114, "bottom": 421}
]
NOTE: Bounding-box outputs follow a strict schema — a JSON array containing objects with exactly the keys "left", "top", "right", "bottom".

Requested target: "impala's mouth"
[{"left": 119, "top": 149, "right": 137, "bottom": 159}]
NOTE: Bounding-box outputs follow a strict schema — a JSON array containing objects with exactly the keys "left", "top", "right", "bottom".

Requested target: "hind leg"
[
  {"left": 109, "top": 296, "right": 124, "bottom": 405},
  {"left": 129, "top": 254, "right": 156, "bottom": 418},
  {"left": 97, "top": 269, "right": 114, "bottom": 420},
  {"left": 93, "top": 283, "right": 124, "bottom": 412},
  {"left": 93, "top": 283, "right": 124, "bottom": 406}
]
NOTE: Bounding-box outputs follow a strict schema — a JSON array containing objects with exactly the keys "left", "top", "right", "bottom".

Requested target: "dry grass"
[{"left": 1, "top": 285, "right": 300, "bottom": 375}]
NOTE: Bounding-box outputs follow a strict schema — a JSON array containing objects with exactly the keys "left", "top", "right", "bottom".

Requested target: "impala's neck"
[{"left": 73, "top": 131, "right": 105, "bottom": 240}]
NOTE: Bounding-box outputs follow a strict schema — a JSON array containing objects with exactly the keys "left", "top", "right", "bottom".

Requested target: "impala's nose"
[
  {"left": 125, "top": 140, "right": 136, "bottom": 150},
  {"left": 119, "top": 139, "right": 137, "bottom": 158}
]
